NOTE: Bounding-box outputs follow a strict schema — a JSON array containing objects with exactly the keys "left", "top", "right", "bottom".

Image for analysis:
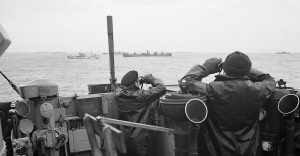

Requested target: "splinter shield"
[{"left": 185, "top": 98, "right": 208, "bottom": 124}]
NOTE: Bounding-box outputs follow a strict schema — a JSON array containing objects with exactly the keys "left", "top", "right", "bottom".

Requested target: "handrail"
[{"left": 93, "top": 115, "right": 187, "bottom": 135}]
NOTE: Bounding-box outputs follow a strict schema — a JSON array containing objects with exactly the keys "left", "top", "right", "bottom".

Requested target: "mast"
[{"left": 106, "top": 16, "right": 117, "bottom": 91}]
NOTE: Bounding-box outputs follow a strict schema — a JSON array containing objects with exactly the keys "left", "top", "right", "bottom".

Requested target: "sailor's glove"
[
  {"left": 202, "top": 58, "right": 222, "bottom": 75},
  {"left": 248, "top": 68, "right": 269, "bottom": 82},
  {"left": 141, "top": 74, "right": 154, "bottom": 84}
]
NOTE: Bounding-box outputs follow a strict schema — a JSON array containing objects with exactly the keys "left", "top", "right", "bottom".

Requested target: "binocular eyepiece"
[{"left": 217, "top": 62, "right": 223, "bottom": 69}]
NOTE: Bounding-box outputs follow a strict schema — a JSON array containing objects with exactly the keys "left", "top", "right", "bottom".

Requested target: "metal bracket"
[{"left": 277, "top": 79, "right": 287, "bottom": 89}]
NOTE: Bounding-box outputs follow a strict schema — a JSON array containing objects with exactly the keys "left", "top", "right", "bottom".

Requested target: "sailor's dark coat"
[{"left": 183, "top": 65, "right": 276, "bottom": 156}]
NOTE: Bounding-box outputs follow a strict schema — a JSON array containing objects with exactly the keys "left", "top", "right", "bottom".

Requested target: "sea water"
[{"left": 0, "top": 52, "right": 299, "bottom": 102}]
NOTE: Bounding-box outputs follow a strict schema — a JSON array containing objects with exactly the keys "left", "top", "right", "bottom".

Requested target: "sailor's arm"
[
  {"left": 184, "top": 81, "right": 210, "bottom": 95},
  {"left": 181, "top": 58, "right": 222, "bottom": 81},
  {"left": 139, "top": 74, "right": 166, "bottom": 100},
  {"left": 179, "top": 58, "right": 222, "bottom": 93},
  {"left": 181, "top": 65, "right": 209, "bottom": 81},
  {"left": 248, "top": 68, "right": 276, "bottom": 99}
]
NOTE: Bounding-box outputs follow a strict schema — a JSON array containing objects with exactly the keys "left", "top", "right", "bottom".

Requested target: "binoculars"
[{"left": 139, "top": 76, "right": 145, "bottom": 84}]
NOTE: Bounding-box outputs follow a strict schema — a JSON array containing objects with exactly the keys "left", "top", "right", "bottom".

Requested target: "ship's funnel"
[
  {"left": 277, "top": 94, "right": 299, "bottom": 115},
  {"left": 185, "top": 99, "right": 208, "bottom": 124}
]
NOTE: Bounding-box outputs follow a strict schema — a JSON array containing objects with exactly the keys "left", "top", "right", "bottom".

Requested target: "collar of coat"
[
  {"left": 119, "top": 84, "right": 140, "bottom": 90},
  {"left": 214, "top": 74, "right": 250, "bottom": 81}
]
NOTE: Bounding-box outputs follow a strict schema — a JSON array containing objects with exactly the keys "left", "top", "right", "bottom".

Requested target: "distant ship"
[
  {"left": 67, "top": 52, "right": 100, "bottom": 59},
  {"left": 123, "top": 51, "right": 172, "bottom": 57},
  {"left": 276, "top": 52, "right": 290, "bottom": 54}
]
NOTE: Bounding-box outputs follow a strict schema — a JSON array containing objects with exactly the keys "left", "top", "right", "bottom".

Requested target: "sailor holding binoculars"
[
  {"left": 179, "top": 51, "right": 276, "bottom": 156},
  {"left": 115, "top": 70, "right": 166, "bottom": 156}
]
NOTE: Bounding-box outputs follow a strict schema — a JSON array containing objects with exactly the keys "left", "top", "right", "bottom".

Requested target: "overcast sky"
[{"left": 1, "top": 0, "right": 300, "bottom": 53}]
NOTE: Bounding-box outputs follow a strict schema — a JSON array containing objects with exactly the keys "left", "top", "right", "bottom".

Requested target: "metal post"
[{"left": 107, "top": 16, "right": 117, "bottom": 91}]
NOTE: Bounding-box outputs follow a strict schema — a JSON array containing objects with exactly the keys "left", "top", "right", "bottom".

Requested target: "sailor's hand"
[
  {"left": 142, "top": 74, "right": 154, "bottom": 84},
  {"left": 202, "top": 58, "right": 222, "bottom": 74}
]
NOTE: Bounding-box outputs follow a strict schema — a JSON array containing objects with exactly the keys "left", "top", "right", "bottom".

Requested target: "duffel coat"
[
  {"left": 181, "top": 65, "right": 276, "bottom": 156},
  {"left": 115, "top": 75, "right": 166, "bottom": 156}
]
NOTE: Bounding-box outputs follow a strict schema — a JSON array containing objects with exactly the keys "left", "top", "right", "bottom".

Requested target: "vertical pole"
[{"left": 107, "top": 16, "right": 117, "bottom": 91}]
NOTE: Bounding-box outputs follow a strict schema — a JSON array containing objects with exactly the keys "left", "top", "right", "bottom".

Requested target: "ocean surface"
[{"left": 0, "top": 52, "right": 299, "bottom": 102}]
